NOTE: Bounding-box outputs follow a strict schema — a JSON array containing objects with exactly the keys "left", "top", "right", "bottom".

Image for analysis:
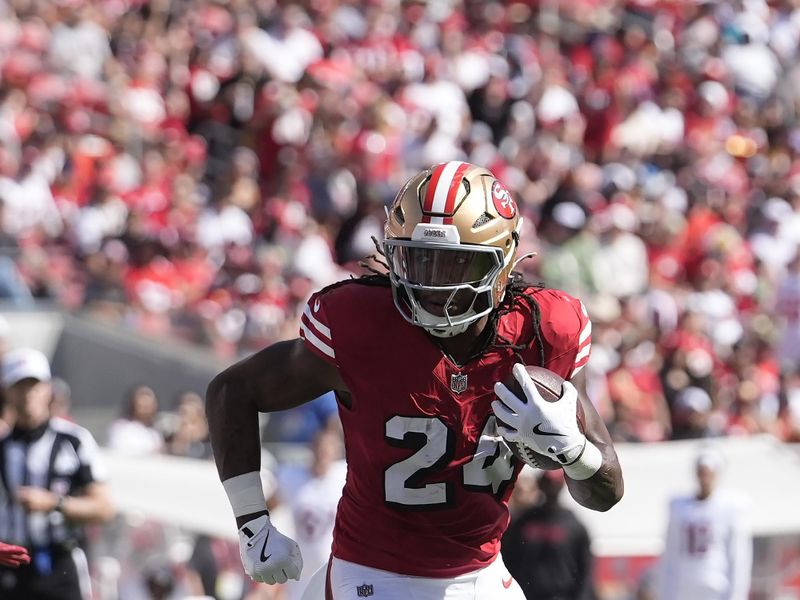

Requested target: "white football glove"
[
  {"left": 238, "top": 514, "right": 303, "bottom": 584},
  {"left": 492, "top": 363, "right": 586, "bottom": 466}
]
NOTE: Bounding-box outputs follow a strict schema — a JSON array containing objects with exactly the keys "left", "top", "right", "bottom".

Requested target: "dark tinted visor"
[{"left": 389, "top": 245, "right": 500, "bottom": 286}]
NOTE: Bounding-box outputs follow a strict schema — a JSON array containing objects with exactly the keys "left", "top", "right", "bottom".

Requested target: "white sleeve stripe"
[
  {"left": 575, "top": 343, "right": 591, "bottom": 363},
  {"left": 578, "top": 319, "right": 592, "bottom": 345},
  {"left": 572, "top": 352, "right": 591, "bottom": 377},
  {"left": 300, "top": 313, "right": 332, "bottom": 350},
  {"left": 301, "top": 322, "right": 336, "bottom": 359},
  {"left": 303, "top": 305, "right": 331, "bottom": 340}
]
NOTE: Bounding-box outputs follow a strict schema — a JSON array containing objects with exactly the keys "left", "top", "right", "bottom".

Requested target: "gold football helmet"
[{"left": 384, "top": 161, "right": 522, "bottom": 337}]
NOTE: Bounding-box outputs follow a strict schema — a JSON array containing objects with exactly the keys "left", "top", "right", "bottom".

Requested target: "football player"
[
  {"left": 656, "top": 449, "right": 751, "bottom": 600},
  {"left": 206, "top": 162, "right": 624, "bottom": 599}
]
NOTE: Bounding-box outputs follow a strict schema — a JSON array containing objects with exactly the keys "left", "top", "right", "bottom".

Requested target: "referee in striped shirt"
[{"left": 0, "top": 348, "right": 115, "bottom": 600}]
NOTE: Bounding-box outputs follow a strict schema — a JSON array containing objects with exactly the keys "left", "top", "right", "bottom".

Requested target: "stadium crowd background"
[{"left": 2, "top": 0, "right": 800, "bottom": 597}]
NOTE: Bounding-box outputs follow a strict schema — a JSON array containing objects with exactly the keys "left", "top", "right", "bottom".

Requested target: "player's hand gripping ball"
[{"left": 493, "top": 364, "right": 586, "bottom": 470}]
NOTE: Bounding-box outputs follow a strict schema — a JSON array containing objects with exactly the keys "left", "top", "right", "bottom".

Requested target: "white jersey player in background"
[
  {"left": 278, "top": 429, "right": 346, "bottom": 600},
  {"left": 656, "top": 448, "right": 752, "bottom": 600}
]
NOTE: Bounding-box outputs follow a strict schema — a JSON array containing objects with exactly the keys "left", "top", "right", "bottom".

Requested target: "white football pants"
[{"left": 300, "top": 554, "right": 526, "bottom": 600}]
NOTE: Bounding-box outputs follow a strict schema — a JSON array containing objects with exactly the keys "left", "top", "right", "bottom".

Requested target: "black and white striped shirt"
[{"left": 0, "top": 417, "right": 107, "bottom": 549}]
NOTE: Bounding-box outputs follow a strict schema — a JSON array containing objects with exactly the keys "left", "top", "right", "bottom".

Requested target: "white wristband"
[
  {"left": 222, "top": 471, "right": 267, "bottom": 518},
  {"left": 562, "top": 440, "right": 603, "bottom": 481}
]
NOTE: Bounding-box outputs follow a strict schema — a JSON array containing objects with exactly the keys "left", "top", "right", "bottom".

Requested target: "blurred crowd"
[
  {"left": 92, "top": 381, "right": 343, "bottom": 600},
  {"left": 3, "top": 0, "right": 800, "bottom": 447}
]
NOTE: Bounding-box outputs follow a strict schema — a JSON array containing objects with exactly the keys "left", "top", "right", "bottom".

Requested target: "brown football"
[{"left": 498, "top": 365, "right": 583, "bottom": 471}]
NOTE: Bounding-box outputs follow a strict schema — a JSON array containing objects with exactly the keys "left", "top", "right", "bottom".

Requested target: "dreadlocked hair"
[
  {"left": 357, "top": 236, "right": 392, "bottom": 280},
  {"left": 456, "top": 271, "right": 546, "bottom": 366},
  {"left": 316, "top": 237, "right": 392, "bottom": 295},
  {"left": 496, "top": 272, "right": 547, "bottom": 366}
]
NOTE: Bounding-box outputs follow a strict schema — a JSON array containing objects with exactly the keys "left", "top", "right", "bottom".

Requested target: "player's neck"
[{"left": 433, "top": 315, "right": 492, "bottom": 367}]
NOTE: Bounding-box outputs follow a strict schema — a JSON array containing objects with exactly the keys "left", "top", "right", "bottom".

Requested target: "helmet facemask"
[{"left": 384, "top": 236, "right": 514, "bottom": 337}]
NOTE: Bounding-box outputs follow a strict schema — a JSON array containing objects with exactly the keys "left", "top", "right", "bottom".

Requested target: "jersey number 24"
[{"left": 384, "top": 415, "right": 515, "bottom": 508}]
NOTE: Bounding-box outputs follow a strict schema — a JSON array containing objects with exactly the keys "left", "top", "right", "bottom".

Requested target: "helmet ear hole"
[{"left": 472, "top": 212, "right": 494, "bottom": 228}]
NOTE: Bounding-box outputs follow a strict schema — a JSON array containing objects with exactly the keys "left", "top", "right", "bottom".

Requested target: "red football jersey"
[{"left": 299, "top": 281, "right": 591, "bottom": 577}]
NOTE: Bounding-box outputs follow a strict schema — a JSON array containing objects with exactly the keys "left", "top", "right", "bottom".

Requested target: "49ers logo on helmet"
[{"left": 491, "top": 181, "right": 516, "bottom": 219}]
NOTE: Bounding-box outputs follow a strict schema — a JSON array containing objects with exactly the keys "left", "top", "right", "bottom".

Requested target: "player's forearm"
[
  {"left": 565, "top": 441, "right": 623, "bottom": 511},
  {"left": 206, "top": 375, "right": 272, "bottom": 528},
  {"left": 563, "top": 380, "right": 624, "bottom": 511},
  {"left": 206, "top": 372, "right": 263, "bottom": 482}
]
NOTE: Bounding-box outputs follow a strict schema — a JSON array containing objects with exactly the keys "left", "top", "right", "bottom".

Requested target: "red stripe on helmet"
[
  {"left": 443, "top": 162, "right": 470, "bottom": 215},
  {"left": 423, "top": 163, "right": 446, "bottom": 213}
]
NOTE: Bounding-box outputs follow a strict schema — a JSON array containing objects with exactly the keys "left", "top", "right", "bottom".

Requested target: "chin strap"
[
  {"left": 425, "top": 322, "right": 470, "bottom": 338},
  {"left": 416, "top": 303, "right": 472, "bottom": 338}
]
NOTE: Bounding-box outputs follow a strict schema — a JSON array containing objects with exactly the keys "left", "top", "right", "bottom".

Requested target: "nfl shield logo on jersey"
[
  {"left": 356, "top": 583, "right": 374, "bottom": 597},
  {"left": 450, "top": 373, "right": 468, "bottom": 394}
]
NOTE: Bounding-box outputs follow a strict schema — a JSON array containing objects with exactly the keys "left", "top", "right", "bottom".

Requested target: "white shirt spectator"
[
  {"left": 537, "top": 85, "right": 579, "bottom": 123},
  {"left": 687, "top": 289, "right": 743, "bottom": 348},
  {"left": 750, "top": 200, "right": 797, "bottom": 276},
  {"left": 105, "top": 152, "right": 142, "bottom": 194},
  {"left": 120, "top": 85, "right": 167, "bottom": 127},
  {"left": 195, "top": 204, "right": 254, "bottom": 250},
  {"left": 291, "top": 231, "right": 342, "bottom": 288},
  {"left": 769, "top": 8, "right": 800, "bottom": 62},
  {"left": 722, "top": 41, "right": 780, "bottom": 98},
  {"left": 592, "top": 208, "right": 649, "bottom": 299},
  {"left": 642, "top": 287, "right": 680, "bottom": 333},
  {"left": 106, "top": 418, "right": 164, "bottom": 456},
  {"left": 0, "top": 148, "right": 64, "bottom": 238},
  {"left": 48, "top": 20, "right": 111, "bottom": 80},
  {"left": 612, "top": 101, "right": 684, "bottom": 156},
  {"left": 750, "top": 228, "right": 797, "bottom": 275},
  {"left": 240, "top": 25, "right": 323, "bottom": 83},
  {"left": 403, "top": 79, "right": 469, "bottom": 160},
  {"left": 73, "top": 196, "right": 129, "bottom": 254}
]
